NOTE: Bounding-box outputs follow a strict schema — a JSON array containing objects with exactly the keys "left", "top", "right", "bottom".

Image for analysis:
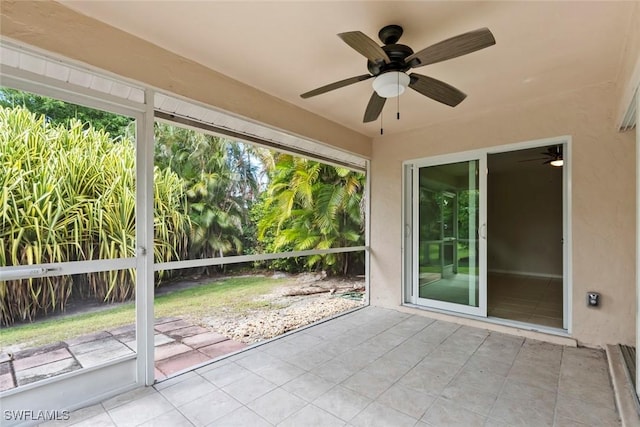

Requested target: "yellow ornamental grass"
[{"left": 0, "top": 107, "right": 190, "bottom": 325}]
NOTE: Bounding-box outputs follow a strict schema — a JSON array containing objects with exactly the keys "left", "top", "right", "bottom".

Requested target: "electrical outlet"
[{"left": 587, "top": 292, "right": 600, "bottom": 307}]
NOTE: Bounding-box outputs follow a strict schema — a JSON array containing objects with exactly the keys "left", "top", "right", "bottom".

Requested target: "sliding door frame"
[
  {"left": 403, "top": 136, "right": 572, "bottom": 333},
  {"left": 409, "top": 149, "right": 488, "bottom": 317}
]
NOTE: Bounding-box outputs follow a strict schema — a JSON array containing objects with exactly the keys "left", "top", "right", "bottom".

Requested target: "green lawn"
[{"left": 0, "top": 276, "right": 286, "bottom": 349}]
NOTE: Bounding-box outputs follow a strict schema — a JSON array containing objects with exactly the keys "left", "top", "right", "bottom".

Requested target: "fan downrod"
[{"left": 378, "top": 25, "right": 403, "bottom": 45}]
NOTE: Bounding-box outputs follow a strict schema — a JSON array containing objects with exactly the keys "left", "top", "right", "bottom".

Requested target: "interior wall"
[
  {"left": 487, "top": 165, "right": 563, "bottom": 277},
  {"left": 0, "top": 0, "right": 371, "bottom": 159},
  {"left": 371, "top": 82, "right": 635, "bottom": 347}
]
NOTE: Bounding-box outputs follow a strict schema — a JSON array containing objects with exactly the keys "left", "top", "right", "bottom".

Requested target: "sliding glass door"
[{"left": 412, "top": 153, "right": 487, "bottom": 316}]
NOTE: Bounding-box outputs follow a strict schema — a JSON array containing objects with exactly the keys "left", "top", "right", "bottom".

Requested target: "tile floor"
[
  {"left": 488, "top": 273, "right": 563, "bottom": 328},
  {"left": 41, "top": 306, "right": 620, "bottom": 426}
]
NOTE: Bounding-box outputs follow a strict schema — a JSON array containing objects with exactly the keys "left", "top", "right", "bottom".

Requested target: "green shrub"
[{"left": 0, "top": 106, "right": 189, "bottom": 325}]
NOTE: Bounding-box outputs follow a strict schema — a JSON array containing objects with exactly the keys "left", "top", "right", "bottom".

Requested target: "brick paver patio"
[{"left": 0, "top": 317, "right": 246, "bottom": 391}]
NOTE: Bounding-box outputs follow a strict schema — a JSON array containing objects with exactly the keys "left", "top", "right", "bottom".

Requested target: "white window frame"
[{"left": 0, "top": 64, "right": 151, "bottom": 415}]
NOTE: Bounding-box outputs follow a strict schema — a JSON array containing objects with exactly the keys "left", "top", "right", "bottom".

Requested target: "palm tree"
[
  {"left": 258, "top": 154, "right": 365, "bottom": 274},
  {"left": 154, "top": 123, "right": 264, "bottom": 261}
]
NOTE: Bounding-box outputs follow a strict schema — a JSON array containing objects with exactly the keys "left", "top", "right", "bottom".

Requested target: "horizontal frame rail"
[
  {"left": 0, "top": 258, "right": 136, "bottom": 280},
  {"left": 155, "top": 246, "right": 367, "bottom": 271}
]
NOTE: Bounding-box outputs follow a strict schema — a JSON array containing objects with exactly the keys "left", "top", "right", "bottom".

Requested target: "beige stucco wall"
[
  {"left": 0, "top": 0, "right": 371, "bottom": 159},
  {"left": 370, "top": 82, "right": 636, "bottom": 347}
]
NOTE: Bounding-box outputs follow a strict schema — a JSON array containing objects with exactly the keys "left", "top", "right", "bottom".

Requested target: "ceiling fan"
[
  {"left": 300, "top": 24, "right": 496, "bottom": 123},
  {"left": 519, "top": 146, "right": 564, "bottom": 167}
]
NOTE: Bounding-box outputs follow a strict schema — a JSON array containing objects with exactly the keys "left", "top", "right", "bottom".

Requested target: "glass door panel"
[{"left": 415, "top": 157, "right": 486, "bottom": 316}]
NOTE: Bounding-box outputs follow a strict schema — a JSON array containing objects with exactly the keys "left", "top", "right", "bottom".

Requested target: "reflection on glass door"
[{"left": 415, "top": 158, "right": 486, "bottom": 316}]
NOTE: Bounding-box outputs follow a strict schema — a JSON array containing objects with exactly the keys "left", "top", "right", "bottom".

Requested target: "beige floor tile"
[
  {"left": 253, "top": 359, "right": 306, "bottom": 385},
  {"left": 558, "top": 376, "right": 616, "bottom": 409},
  {"left": 158, "top": 374, "right": 217, "bottom": 407},
  {"left": 153, "top": 371, "right": 199, "bottom": 391},
  {"left": 361, "top": 358, "right": 413, "bottom": 383},
  {"left": 518, "top": 339, "right": 563, "bottom": 364},
  {"left": 246, "top": 388, "right": 306, "bottom": 425},
  {"left": 199, "top": 362, "right": 251, "bottom": 388},
  {"left": 508, "top": 362, "right": 560, "bottom": 392},
  {"left": 553, "top": 415, "right": 590, "bottom": 427},
  {"left": 282, "top": 372, "right": 335, "bottom": 401},
  {"left": 421, "top": 398, "right": 486, "bottom": 427},
  {"left": 375, "top": 383, "right": 436, "bottom": 419},
  {"left": 427, "top": 345, "right": 476, "bottom": 366},
  {"left": 341, "top": 370, "right": 395, "bottom": 400},
  {"left": 311, "top": 359, "right": 359, "bottom": 383},
  {"left": 465, "top": 355, "right": 513, "bottom": 377},
  {"left": 206, "top": 407, "right": 270, "bottom": 427},
  {"left": 499, "top": 378, "right": 557, "bottom": 407},
  {"left": 68, "top": 412, "right": 115, "bottom": 427},
  {"left": 137, "top": 409, "right": 194, "bottom": 427},
  {"left": 101, "top": 387, "right": 158, "bottom": 411},
  {"left": 490, "top": 393, "right": 555, "bottom": 427},
  {"left": 278, "top": 404, "right": 346, "bottom": 427},
  {"left": 397, "top": 367, "right": 453, "bottom": 395},
  {"left": 450, "top": 365, "right": 506, "bottom": 395},
  {"left": 40, "top": 404, "right": 105, "bottom": 427},
  {"left": 108, "top": 393, "right": 174, "bottom": 427},
  {"left": 179, "top": 389, "right": 242, "bottom": 426},
  {"left": 440, "top": 383, "right": 498, "bottom": 416},
  {"left": 555, "top": 394, "right": 621, "bottom": 426},
  {"left": 221, "top": 372, "right": 277, "bottom": 404},
  {"left": 313, "top": 385, "right": 371, "bottom": 422},
  {"left": 350, "top": 401, "right": 418, "bottom": 427}
]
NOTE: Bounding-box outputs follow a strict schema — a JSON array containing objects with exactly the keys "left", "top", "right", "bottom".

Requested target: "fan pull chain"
[
  {"left": 380, "top": 110, "right": 384, "bottom": 135},
  {"left": 397, "top": 73, "right": 400, "bottom": 120}
]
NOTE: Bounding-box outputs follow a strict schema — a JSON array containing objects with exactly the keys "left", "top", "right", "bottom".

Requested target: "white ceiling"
[{"left": 59, "top": 1, "right": 636, "bottom": 137}]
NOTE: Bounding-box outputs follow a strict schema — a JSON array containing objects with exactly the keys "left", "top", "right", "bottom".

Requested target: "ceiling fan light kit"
[
  {"left": 518, "top": 146, "right": 564, "bottom": 167},
  {"left": 300, "top": 24, "right": 496, "bottom": 124},
  {"left": 372, "top": 71, "right": 410, "bottom": 98}
]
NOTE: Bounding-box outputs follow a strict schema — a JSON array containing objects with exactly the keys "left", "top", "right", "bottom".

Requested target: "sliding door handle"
[{"left": 480, "top": 224, "right": 487, "bottom": 239}]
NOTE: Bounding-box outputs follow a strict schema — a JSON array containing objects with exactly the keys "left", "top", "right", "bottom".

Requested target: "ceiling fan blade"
[
  {"left": 301, "top": 74, "right": 373, "bottom": 99},
  {"left": 338, "top": 31, "right": 391, "bottom": 64},
  {"left": 518, "top": 158, "right": 549, "bottom": 163},
  {"left": 406, "top": 28, "right": 496, "bottom": 67},
  {"left": 409, "top": 73, "right": 467, "bottom": 107},
  {"left": 363, "top": 92, "right": 386, "bottom": 123}
]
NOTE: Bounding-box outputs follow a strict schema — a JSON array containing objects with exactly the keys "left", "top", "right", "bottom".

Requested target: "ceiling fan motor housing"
[{"left": 367, "top": 43, "right": 414, "bottom": 75}]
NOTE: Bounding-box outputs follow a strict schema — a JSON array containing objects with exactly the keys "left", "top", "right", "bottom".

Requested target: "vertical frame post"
[{"left": 136, "top": 89, "right": 156, "bottom": 386}]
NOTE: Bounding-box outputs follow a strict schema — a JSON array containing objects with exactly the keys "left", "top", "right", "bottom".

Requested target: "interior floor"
[{"left": 488, "top": 273, "right": 563, "bottom": 329}]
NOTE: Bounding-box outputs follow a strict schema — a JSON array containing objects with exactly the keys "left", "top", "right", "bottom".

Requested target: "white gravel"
[{"left": 204, "top": 276, "right": 364, "bottom": 343}]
